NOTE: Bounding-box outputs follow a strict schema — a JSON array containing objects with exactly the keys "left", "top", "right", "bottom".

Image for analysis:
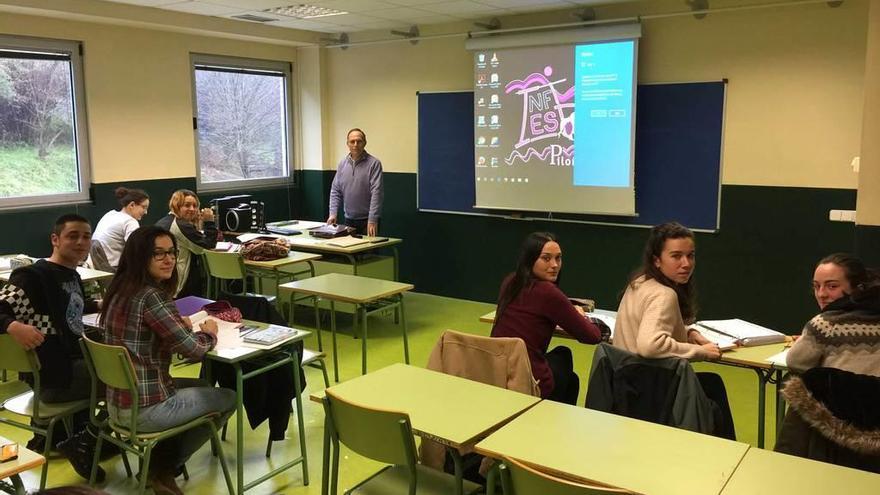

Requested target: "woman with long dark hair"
[
  {"left": 100, "top": 225, "right": 234, "bottom": 494},
  {"left": 491, "top": 232, "right": 602, "bottom": 404},
  {"left": 613, "top": 222, "right": 735, "bottom": 439},
  {"left": 788, "top": 253, "right": 880, "bottom": 374}
]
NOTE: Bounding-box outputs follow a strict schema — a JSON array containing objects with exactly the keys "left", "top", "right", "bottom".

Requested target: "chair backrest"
[
  {"left": 80, "top": 336, "right": 138, "bottom": 393},
  {"left": 0, "top": 334, "right": 40, "bottom": 373},
  {"left": 88, "top": 239, "right": 115, "bottom": 273},
  {"left": 323, "top": 388, "right": 417, "bottom": 467},
  {"left": 500, "top": 457, "right": 631, "bottom": 495},
  {"left": 425, "top": 329, "right": 539, "bottom": 396},
  {"left": 202, "top": 251, "right": 246, "bottom": 281}
]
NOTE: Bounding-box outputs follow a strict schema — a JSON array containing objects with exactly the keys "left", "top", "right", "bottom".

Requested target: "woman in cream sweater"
[{"left": 613, "top": 222, "right": 735, "bottom": 439}]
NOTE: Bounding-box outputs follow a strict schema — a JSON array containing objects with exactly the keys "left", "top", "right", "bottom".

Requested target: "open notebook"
[
  {"left": 188, "top": 311, "right": 242, "bottom": 350},
  {"left": 694, "top": 318, "right": 786, "bottom": 348}
]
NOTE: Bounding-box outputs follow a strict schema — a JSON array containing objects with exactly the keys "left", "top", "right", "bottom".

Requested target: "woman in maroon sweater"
[{"left": 491, "top": 232, "right": 602, "bottom": 404}]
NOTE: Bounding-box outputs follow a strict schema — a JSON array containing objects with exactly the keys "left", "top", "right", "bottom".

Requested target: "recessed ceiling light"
[{"left": 264, "top": 4, "right": 348, "bottom": 19}]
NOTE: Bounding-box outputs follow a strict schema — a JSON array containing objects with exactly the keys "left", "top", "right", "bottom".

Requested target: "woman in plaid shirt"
[{"left": 100, "top": 225, "right": 235, "bottom": 495}]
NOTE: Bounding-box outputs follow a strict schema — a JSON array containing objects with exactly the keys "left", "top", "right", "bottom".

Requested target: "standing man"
[
  {"left": 327, "top": 128, "right": 384, "bottom": 236},
  {"left": 0, "top": 214, "right": 108, "bottom": 481}
]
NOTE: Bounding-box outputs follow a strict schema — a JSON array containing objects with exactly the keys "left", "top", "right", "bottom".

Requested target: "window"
[
  {"left": 0, "top": 35, "right": 91, "bottom": 209},
  {"left": 191, "top": 54, "right": 294, "bottom": 191}
]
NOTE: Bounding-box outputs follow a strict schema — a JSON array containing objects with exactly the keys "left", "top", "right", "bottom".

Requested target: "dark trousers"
[
  {"left": 546, "top": 346, "right": 580, "bottom": 405},
  {"left": 697, "top": 372, "right": 737, "bottom": 440}
]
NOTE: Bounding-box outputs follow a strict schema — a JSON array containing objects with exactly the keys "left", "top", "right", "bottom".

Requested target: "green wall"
[
  {"left": 2, "top": 171, "right": 860, "bottom": 334},
  {"left": 306, "top": 170, "right": 858, "bottom": 334}
]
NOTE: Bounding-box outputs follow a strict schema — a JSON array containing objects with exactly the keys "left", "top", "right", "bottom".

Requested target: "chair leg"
[
  {"left": 121, "top": 448, "right": 133, "bottom": 478},
  {"left": 138, "top": 444, "right": 153, "bottom": 495},
  {"left": 90, "top": 433, "right": 105, "bottom": 485},
  {"left": 310, "top": 360, "right": 330, "bottom": 388},
  {"left": 221, "top": 422, "right": 227, "bottom": 441},
  {"left": 181, "top": 464, "right": 189, "bottom": 481},
  {"left": 39, "top": 418, "right": 58, "bottom": 490},
  {"left": 399, "top": 295, "right": 410, "bottom": 365},
  {"left": 265, "top": 437, "right": 273, "bottom": 458},
  {"left": 313, "top": 296, "right": 323, "bottom": 352},
  {"left": 321, "top": 422, "right": 331, "bottom": 495},
  {"left": 209, "top": 422, "right": 236, "bottom": 495}
]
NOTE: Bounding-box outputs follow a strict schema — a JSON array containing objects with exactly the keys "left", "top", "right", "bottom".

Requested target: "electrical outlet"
[{"left": 829, "top": 209, "right": 856, "bottom": 223}]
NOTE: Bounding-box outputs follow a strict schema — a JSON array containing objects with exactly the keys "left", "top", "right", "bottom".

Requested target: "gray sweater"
[{"left": 328, "top": 152, "right": 384, "bottom": 223}]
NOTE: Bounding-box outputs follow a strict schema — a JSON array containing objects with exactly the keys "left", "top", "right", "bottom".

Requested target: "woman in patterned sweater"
[{"left": 787, "top": 253, "right": 880, "bottom": 375}]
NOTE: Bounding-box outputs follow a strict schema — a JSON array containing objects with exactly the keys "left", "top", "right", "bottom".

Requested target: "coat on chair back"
[
  {"left": 419, "top": 330, "right": 540, "bottom": 471},
  {"left": 585, "top": 343, "right": 719, "bottom": 435}
]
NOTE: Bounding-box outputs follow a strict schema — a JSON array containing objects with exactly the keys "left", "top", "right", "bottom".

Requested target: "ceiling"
[{"left": 103, "top": 0, "right": 636, "bottom": 34}]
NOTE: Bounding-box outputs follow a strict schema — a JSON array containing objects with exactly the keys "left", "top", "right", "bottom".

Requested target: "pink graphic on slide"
[{"left": 504, "top": 65, "right": 574, "bottom": 166}]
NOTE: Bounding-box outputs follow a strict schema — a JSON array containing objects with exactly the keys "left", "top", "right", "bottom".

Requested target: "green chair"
[
  {"left": 321, "top": 388, "right": 481, "bottom": 495},
  {"left": 79, "top": 336, "right": 235, "bottom": 495},
  {"left": 202, "top": 251, "right": 248, "bottom": 299},
  {"left": 498, "top": 456, "right": 631, "bottom": 495},
  {"left": 0, "top": 334, "right": 90, "bottom": 490}
]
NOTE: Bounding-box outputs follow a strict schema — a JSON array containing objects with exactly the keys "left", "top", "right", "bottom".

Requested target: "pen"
[{"left": 696, "top": 323, "right": 740, "bottom": 341}]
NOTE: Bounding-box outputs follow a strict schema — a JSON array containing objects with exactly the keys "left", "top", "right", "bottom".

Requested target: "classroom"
[{"left": 1, "top": 0, "right": 879, "bottom": 493}]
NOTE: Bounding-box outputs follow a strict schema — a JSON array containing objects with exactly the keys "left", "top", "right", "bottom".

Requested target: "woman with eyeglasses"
[
  {"left": 155, "top": 189, "right": 217, "bottom": 297},
  {"left": 91, "top": 187, "right": 150, "bottom": 271},
  {"left": 99, "top": 225, "right": 234, "bottom": 494}
]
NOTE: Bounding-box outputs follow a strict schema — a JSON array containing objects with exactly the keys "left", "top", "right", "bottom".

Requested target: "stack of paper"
[
  {"left": 694, "top": 318, "right": 786, "bottom": 347},
  {"left": 765, "top": 349, "right": 790, "bottom": 367},
  {"left": 189, "top": 311, "right": 242, "bottom": 350}
]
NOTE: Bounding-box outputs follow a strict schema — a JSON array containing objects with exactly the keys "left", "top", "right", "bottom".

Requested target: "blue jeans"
[{"left": 110, "top": 378, "right": 236, "bottom": 472}]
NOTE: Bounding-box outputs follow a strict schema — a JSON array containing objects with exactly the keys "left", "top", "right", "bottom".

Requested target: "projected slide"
[{"left": 472, "top": 37, "right": 637, "bottom": 215}]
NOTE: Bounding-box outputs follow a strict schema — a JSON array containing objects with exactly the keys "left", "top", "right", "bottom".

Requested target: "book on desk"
[{"left": 694, "top": 318, "right": 786, "bottom": 350}]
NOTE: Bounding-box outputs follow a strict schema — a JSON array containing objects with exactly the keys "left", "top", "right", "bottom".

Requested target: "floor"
[{"left": 1, "top": 292, "right": 780, "bottom": 494}]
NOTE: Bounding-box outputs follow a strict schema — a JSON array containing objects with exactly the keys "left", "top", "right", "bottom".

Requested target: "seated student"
[
  {"left": 490, "top": 232, "right": 602, "bottom": 405},
  {"left": 100, "top": 225, "right": 234, "bottom": 494},
  {"left": 787, "top": 253, "right": 880, "bottom": 374},
  {"left": 613, "top": 222, "right": 736, "bottom": 439},
  {"left": 91, "top": 187, "right": 150, "bottom": 271},
  {"left": 775, "top": 253, "right": 880, "bottom": 472},
  {"left": 155, "top": 189, "right": 217, "bottom": 297},
  {"left": 0, "top": 214, "right": 105, "bottom": 479}
]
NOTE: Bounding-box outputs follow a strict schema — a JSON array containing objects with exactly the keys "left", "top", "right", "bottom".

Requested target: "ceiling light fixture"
[{"left": 263, "top": 4, "right": 348, "bottom": 19}]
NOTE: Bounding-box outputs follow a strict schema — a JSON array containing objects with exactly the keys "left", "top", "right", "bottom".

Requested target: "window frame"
[
  {"left": 0, "top": 34, "right": 92, "bottom": 211},
  {"left": 190, "top": 53, "right": 295, "bottom": 192}
]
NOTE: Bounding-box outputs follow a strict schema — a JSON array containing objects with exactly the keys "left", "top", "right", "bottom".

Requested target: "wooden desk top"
[
  {"left": 718, "top": 342, "right": 790, "bottom": 370},
  {"left": 0, "top": 265, "right": 113, "bottom": 283},
  {"left": 242, "top": 250, "right": 322, "bottom": 269},
  {"left": 720, "top": 448, "right": 880, "bottom": 495},
  {"left": 283, "top": 233, "right": 402, "bottom": 255},
  {"left": 0, "top": 436, "right": 45, "bottom": 479},
  {"left": 475, "top": 400, "right": 750, "bottom": 495},
  {"left": 309, "top": 363, "right": 540, "bottom": 448},
  {"left": 279, "top": 273, "right": 413, "bottom": 304}
]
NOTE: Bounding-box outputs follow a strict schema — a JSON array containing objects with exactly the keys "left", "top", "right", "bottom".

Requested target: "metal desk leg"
[
  {"left": 449, "top": 449, "right": 465, "bottom": 495},
  {"left": 235, "top": 362, "right": 246, "bottom": 495},
  {"left": 360, "top": 305, "right": 368, "bottom": 375},
  {"left": 485, "top": 462, "right": 500, "bottom": 495},
  {"left": 391, "top": 245, "right": 399, "bottom": 281},
  {"left": 330, "top": 300, "right": 339, "bottom": 382},
  {"left": 754, "top": 368, "right": 767, "bottom": 448},
  {"left": 774, "top": 369, "right": 787, "bottom": 438},
  {"left": 343, "top": 254, "right": 358, "bottom": 276},
  {"left": 290, "top": 347, "right": 309, "bottom": 485},
  {"left": 321, "top": 407, "right": 332, "bottom": 495},
  {"left": 399, "top": 294, "right": 410, "bottom": 364}
]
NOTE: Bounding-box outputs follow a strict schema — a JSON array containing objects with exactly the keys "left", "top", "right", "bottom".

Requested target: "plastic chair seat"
[
  {"left": 348, "top": 464, "right": 482, "bottom": 495},
  {"left": 107, "top": 412, "right": 220, "bottom": 441},
  {"left": 2, "top": 391, "right": 89, "bottom": 419}
]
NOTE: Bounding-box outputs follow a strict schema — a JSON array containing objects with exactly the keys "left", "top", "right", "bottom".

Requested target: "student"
[
  {"left": 92, "top": 187, "right": 150, "bottom": 270},
  {"left": 786, "top": 253, "right": 880, "bottom": 375},
  {"left": 0, "top": 214, "right": 104, "bottom": 480},
  {"left": 155, "top": 189, "right": 217, "bottom": 297},
  {"left": 613, "top": 222, "right": 735, "bottom": 439},
  {"left": 100, "top": 225, "right": 234, "bottom": 494},
  {"left": 776, "top": 253, "right": 880, "bottom": 472},
  {"left": 490, "top": 232, "right": 602, "bottom": 404}
]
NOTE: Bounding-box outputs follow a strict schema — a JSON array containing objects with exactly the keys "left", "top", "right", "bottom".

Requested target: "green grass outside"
[{"left": 0, "top": 144, "right": 78, "bottom": 198}]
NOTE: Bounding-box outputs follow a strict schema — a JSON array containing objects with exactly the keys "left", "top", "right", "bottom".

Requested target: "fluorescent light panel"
[{"left": 264, "top": 4, "right": 348, "bottom": 19}]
